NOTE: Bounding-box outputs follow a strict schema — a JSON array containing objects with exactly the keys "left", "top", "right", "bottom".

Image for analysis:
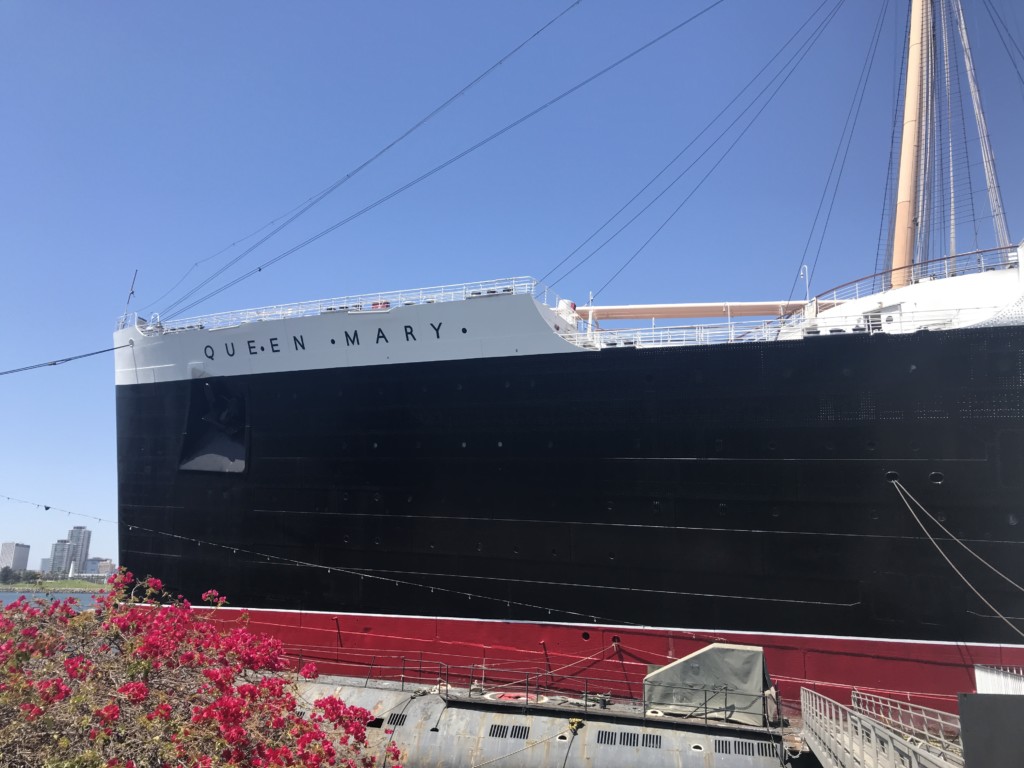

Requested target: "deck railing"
[
  {"left": 811, "top": 246, "right": 1018, "bottom": 308},
  {"left": 287, "top": 645, "right": 780, "bottom": 731},
  {"left": 117, "top": 276, "right": 540, "bottom": 333}
]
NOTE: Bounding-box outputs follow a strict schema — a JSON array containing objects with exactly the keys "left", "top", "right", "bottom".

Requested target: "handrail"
[
  {"left": 801, "top": 688, "right": 963, "bottom": 768},
  {"left": 851, "top": 691, "right": 962, "bottom": 757}
]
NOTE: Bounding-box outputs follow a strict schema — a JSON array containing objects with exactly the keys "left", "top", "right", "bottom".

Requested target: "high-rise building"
[
  {"left": 49, "top": 539, "right": 72, "bottom": 576},
  {"left": 0, "top": 542, "right": 30, "bottom": 572},
  {"left": 67, "top": 526, "right": 91, "bottom": 573},
  {"left": 40, "top": 557, "right": 51, "bottom": 574}
]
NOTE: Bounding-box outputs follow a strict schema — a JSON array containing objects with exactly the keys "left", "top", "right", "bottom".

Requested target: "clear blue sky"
[{"left": 2, "top": 1, "right": 1023, "bottom": 572}]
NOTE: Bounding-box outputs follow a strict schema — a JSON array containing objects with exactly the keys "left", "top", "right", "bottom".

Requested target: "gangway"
[{"left": 800, "top": 689, "right": 963, "bottom": 768}]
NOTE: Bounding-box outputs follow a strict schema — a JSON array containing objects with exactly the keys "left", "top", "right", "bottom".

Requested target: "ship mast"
[{"left": 890, "top": 0, "right": 930, "bottom": 288}]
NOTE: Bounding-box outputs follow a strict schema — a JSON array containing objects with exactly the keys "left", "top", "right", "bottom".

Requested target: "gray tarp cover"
[{"left": 643, "top": 643, "right": 771, "bottom": 727}]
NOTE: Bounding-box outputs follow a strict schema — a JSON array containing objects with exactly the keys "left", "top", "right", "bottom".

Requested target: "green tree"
[{"left": 0, "top": 566, "right": 13, "bottom": 584}]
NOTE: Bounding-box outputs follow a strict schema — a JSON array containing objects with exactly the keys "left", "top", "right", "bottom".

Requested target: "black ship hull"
[{"left": 117, "top": 324, "right": 1024, "bottom": 646}]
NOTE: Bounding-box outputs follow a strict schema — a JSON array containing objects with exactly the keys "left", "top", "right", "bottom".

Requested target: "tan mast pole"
[{"left": 891, "top": 0, "right": 927, "bottom": 287}]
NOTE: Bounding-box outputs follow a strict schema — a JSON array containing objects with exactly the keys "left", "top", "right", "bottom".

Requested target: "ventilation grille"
[
  {"left": 758, "top": 742, "right": 778, "bottom": 758},
  {"left": 715, "top": 739, "right": 731, "bottom": 754},
  {"left": 596, "top": 730, "right": 616, "bottom": 745},
  {"left": 620, "top": 732, "right": 639, "bottom": 747},
  {"left": 734, "top": 740, "right": 756, "bottom": 757},
  {"left": 386, "top": 713, "right": 407, "bottom": 727},
  {"left": 510, "top": 725, "right": 530, "bottom": 740},
  {"left": 488, "top": 724, "right": 509, "bottom": 739},
  {"left": 642, "top": 733, "right": 662, "bottom": 749}
]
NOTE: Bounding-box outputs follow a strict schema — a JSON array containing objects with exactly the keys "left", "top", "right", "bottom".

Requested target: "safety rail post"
[
  {"left": 364, "top": 656, "right": 376, "bottom": 687},
  {"left": 401, "top": 657, "right": 406, "bottom": 692}
]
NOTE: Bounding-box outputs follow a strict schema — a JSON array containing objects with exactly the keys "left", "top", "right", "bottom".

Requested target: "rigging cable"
[
  {"left": 158, "top": 0, "right": 584, "bottom": 319},
  {"left": 538, "top": 0, "right": 836, "bottom": 288},
  {"left": 0, "top": 344, "right": 131, "bottom": 378},
  {"left": 893, "top": 480, "right": 1024, "bottom": 594},
  {"left": 891, "top": 480, "right": 1024, "bottom": 641},
  {"left": 589, "top": 0, "right": 848, "bottom": 301},
  {"left": 873, "top": 0, "right": 910, "bottom": 277},
  {"left": 540, "top": 0, "right": 835, "bottom": 290},
  {"left": 981, "top": 0, "right": 1024, "bottom": 91},
  {"left": 785, "top": 0, "right": 889, "bottom": 306},
  {"left": 807, "top": 0, "right": 890, "bottom": 286},
  {"left": 161, "top": 0, "right": 730, "bottom": 321}
]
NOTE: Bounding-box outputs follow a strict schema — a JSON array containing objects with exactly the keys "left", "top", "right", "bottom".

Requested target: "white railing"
[
  {"left": 118, "top": 277, "right": 539, "bottom": 333},
  {"left": 801, "top": 688, "right": 962, "bottom": 768},
  {"left": 562, "top": 304, "right": 977, "bottom": 350},
  {"left": 974, "top": 665, "right": 1024, "bottom": 695},
  {"left": 564, "top": 318, "right": 779, "bottom": 348},
  {"left": 810, "top": 247, "right": 1017, "bottom": 309},
  {"left": 851, "top": 692, "right": 962, "bottom": 759}
]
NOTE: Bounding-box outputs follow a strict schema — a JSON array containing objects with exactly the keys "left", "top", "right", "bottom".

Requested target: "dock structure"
[{"left": 801, "top": 688, "right": 963, "bottom": 768}]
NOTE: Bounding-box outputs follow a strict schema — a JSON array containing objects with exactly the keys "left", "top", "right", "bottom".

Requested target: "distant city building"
[
  {"left": 68, "top": 526, "right": 91, "bottom": 573},
  {"left": 49, "top": 539, "right": 72, "bottom": 575},
  {"left": 40, "top": 557, "right": 52, "bottom": 574},
  {"left": 45, "top": 526, "right": 93, "bottom": 577},
  {"left": 0, "top": 542, "right": 30, "bottom": 572}
]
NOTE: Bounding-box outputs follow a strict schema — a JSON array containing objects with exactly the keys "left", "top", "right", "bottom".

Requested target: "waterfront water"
[{"left": 0, "top": 591, "right": 97, "bottom": 609}]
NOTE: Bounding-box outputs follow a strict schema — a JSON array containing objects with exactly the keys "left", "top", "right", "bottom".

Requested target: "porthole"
[
  {"left": 611, "top": 635, "right": 621, "bottom": 644},
  {"left": 343, "top": 534, "right": 350, "bottom": 544},
  {"left": 497, "top": 441, "right": 503, "bottom": 448},
  {"left": 691, "top": 744, "right": 704, "bottom": 752},
  {"left": 929, "top": 472, "right": 944, "bottom": 484},
  {"left": 582, "top": 632, "right": 590, "bottom": 640},
  {"left": 885, "top": 471, "right": 900, "bottom": 482},
  {"left": 1010, "top": 514, "right": 1019, "bottom": 527},
  {"left": 476, "top": 543, "right": 482, "bottom": 552}
]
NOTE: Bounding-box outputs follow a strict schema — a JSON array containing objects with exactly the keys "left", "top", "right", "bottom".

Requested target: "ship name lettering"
[
  {"left": 344, "top": 330, "right": 359, "bottom": 346},
  {"left": 404, "top": 325, "right": 416, "bottom": 341},
  {"left": 293, "top": 335, "right": 305, "bottom": 351},
  {"left": 248, "top": 340, "right": 258, "bottom": 355},
  {"left": 376, "top": 328, "right": 389, "bottom": 344},
  {"left": 269, "top": 337, "right": 280, "bottom": 353},
  {"left": 204, "top": 345, "right": 215, "bottom": 360},
  {"left": 430, "top": 321, "right": 442, "bottom": 339},
  {"left": 225, "top": 342, "right": 235, "bottom": 357}
]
